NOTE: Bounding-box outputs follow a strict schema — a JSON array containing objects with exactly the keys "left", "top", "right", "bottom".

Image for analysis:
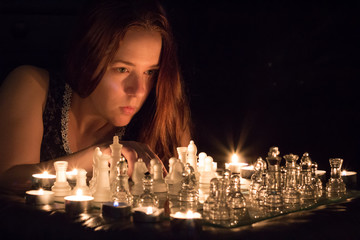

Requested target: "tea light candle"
[
  {"left": 32, "top": 171, "right": 56, "bottom": 190},
  {"left": 64, "top": 189, "right": 94, "bottom": 215},
  {"left": 132, "top": 206, "right": 164, "bottom": 223},
  {"left": 341, "top": 170, "right": 357, "bottom": 188},
  {"left": 225, "top": 154, "right": 248, "bottom": 174},
  {"left": 170, "top": 210, "right": 202, "bottom": 232},
  {"left": 25, "top": 188, "right": 55, "bottom": 205},
  {"left": 102, "top": 201, "right": 131, "bottom": 219}
]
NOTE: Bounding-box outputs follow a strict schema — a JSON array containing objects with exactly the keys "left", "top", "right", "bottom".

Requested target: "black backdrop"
[{"left": 1, "top": 0, "right": 359, "bottom": 172}]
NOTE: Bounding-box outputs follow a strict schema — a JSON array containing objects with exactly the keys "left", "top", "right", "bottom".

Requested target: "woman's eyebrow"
[{"left": 112, "top": 59, "right": 159, "bottom": 68}]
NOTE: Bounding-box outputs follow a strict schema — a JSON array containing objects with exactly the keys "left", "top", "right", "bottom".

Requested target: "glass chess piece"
[
  {"left": 249, "top": 157, "right": 267, "bottom": 202},
  {"left": 264, "top": 147, "right": 284, "bottom": 213},
  {"left": 51, "top": 161, "right": 72, "bottom": 197},
  {"left": 178, "top": 163, "right": 199, "bottom": 211},
  {"left": 311, "top": 162, "right": 323, "bottom": 199},
  {"left": 298, "top": 152, "right": 317, "bottom": 207},
  {"left": 202, "top": 178, "right": 219, "bottom": 220},
  {"left": 282, "top": 154, "right": 301, "bottom": 211},
  {"left": 228, "top": 175, "right": 249, "bottom": 226},
  {"left": 136, "top": 172, "right": 159, "bottom": 208},
  {"left": 112, "top": 157, "right": 133, "bottom": 205},
  {"left": 209, "top": 169, "right": 232, "bottom": 226},
  {"left": 326, "top": 158, "right": 346, "bottom": 200},
  {"left": 72, "top": 168, "right": 91, "bottom": 196}
]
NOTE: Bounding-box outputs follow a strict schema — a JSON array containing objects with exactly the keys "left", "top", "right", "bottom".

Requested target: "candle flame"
[
  {"left": 146, "top": 206, "right": 153, "bottom": 215},
  {"left": 39, "top": 189, "right": 44, "bottom": 195},
  {"left": 69, "top": 169, "right": 78, "bottom": 175},
  {"left": 43, "top": 171, "right": 49, "bottom": 175},
  {"left": 76, "top": 189, "right": 83, "bottom": 196},
  {"left": 113, "top": 201, "right": 119, "bottom": 207},
  {"left": 231, "top": 153, "right": 240, "bottom": 163},
  {"left": 186, "top": 210, "right": 194, "bottom": 218}
]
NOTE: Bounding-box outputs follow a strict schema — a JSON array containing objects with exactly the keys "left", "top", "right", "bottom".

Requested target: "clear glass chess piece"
[
  {"left": 249, "top": 157, "right": 267, "bottom": 202},
  {"left": 311, "top": 162, "right": 323, "bottom": 199},
  {"left": 202, "top": 178, "right": 219, "bottom": 220},
  {"left": 298, "top": 152, "right": 317, "bottom": 207},
  {"left": 326, "top": 158, "right": 346, "bottom": 200},
  {"left": 264, "top": 147, "right": 283, "bottom": 213},
  {"left": 178, "top": 163, "right": 199, "bottom": 211},
  {"left": 282, "top": 154, "right": 301, "bottom": 211},
  {"left": 210, "top": 173, "right": 231, "bottom": 226},
  {"left": 228, "top": 175, "right": 248, "bottom": 225},
  {"left": 112, "top": 157, "right": 133, "bottom": 205},
  {"left": 136, "top": 172, "right": 159, "bottom": 208}
]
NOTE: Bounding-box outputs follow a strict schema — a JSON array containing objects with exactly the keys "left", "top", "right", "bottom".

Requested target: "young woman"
[{"left": 0, "top": 0, "right": 191, "bottom": 193}]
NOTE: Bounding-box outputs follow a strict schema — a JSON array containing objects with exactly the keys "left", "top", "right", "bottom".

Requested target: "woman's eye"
[
  {"left": 116, "top": 67, "right": 128, "bottom": 73},
  {"left": 144, "top": 69, "right": 157, "bottom": 75}
]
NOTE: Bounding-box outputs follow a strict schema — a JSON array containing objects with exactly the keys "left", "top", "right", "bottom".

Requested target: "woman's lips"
[{"left": 121, "top": 106, "right": 136, "bottom": 115}]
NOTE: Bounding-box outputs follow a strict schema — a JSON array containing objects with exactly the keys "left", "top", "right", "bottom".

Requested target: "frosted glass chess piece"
[
  {"left": 136, "top": 172, "right": 159, "bottom": 208},
  {"left": 228, "top": 175, "right": 248, "bottom": 225},
  {"left": 199, "top": 156, "right": 217, "bottom": 202},
  {"left": 165, "top": 157, "right": 184, "bottom": 195},
  {"left": 177, "top": 146, "right": 188, "bottom": 165},
  {"left": 89, "top": 147, "right": 102, "bottom": 194},
  {"left": 326, "top": 158, "right": 346, "bottom": 200},
  {"left": 282, "top": 154, "right": 301, "bottom": 211},
  {"left": 298, "top": 152, "right": 317, "bottom": 207},
  {"left": 264, "top": 146, "right": 283, "bottom": 213},
  {"left": 311, "top": 162, "right": 323, "bottom": 199},
  {"left": 249, "top": 157, "right": 267, "bottom": 201},
  {"left": 131, "top": 158, "right": 148, "bottom": 196},
  {"left": 152, "top": 160, "right": 167, "bottom": 193},
  {"left": 112, "top": 157, "right": 133, "bottom": 205},
  {"left": 51, "top": 161, "right": 72, "bottom": 197},
  {"left": 110, "top": 136, "right": 123, "bottom": 192},
  {"left": 186, "top": 140, "right": 199, "bottom": 179},
  {"left": 93, "top": 154, "right": 112, "bottom": 202},
  {"left": 197, "top": 152, "right": 207, "bottom": 173},
  {"left": 149, "top": 158, "right": 157, "bottom": 176},
  {"left": 72, "top": 168, "right": 91, "bottom": 196},
  {"left": 178, "top": 164, "right": 199, "bottom": 211}
]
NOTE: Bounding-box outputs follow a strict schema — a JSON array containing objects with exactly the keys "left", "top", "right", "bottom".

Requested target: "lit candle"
[
  {"left": 25, "top": 188, "right": 55, "bottom": 205},
  {"left": 132, "top": 206, "right": 164, "bottom": 223},
  {"left": 170, "top": 210, "right": 202, "bottom": 231},
  {"left": 240, "top": 165, "right": 254, "bottom": 179},
  {"left": 225, "top": 154, "right": 248, "bottom": 174},
  {"left": 32, "top": 171, "right": 56, "bottom": 190},
  {"left": 171, "top": 210, "right": 202, "bottom": 219},
  {"left": 64, "top": 189, "right": 94, "bottom": 215},
  {"left": 341, "top": 170, "right": 357, "bottom": 188},
  {"left": 102, "top": 201, "right": 131, "bottom": 219}
]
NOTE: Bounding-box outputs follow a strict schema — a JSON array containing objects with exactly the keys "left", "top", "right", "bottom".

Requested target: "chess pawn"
[
  {"left": 177, "top": 147, "right": 187, "bottom": 165},
  {"left": 197, "top": 152, "right": 207, "bottom": 172},
  {"left": 199, "top": 156, "right": 217, "bottom": 185},
  {"left": 326, "top": 158, "right": 346, "bottom": 200},
  {"left": 165, "top": 158, "right": 184, "bottom": 195},
  {"left": 110, "top": 136, "right": 123, "bottom": 192},
  {"left": 228, "top": 175, "right": 248, "bottom": 224},
  {"left": 131, "top": 158, "right": 148, "bottom": 196},
  {"left": 311, "top": 162, "right": 323, "bottom": 199},
  {"left": 149, "top": 158, "right": 158, "bottom": 176},
  {"left": 298, "top": 152, "right": 317, "bottom": 207},
  {"left": 187, "top": 140, "right": 198, "bottom": 172},
  {"left": 210, "top": 171, "right": 231, "bottom": 224},
  {"left": 72, "top": 169, "right": 91, "bottom": 196},
  {"left": 51, "top": 161, "right": 72, "bottom": 197},
  {"left": 203, "top": 178, "right": 219, "bottom": 220},
  {"left": 112, "top": 157, "right": 133, "bottom": 205},
  {"left": 249, "top": 157, "right": 267, "bottom": 201},
  {"left": 93, "top": 154, "right": 112, "bottom": 202},
  {"left": 89, "top": 147, "right": 102, "bottom": 194},
  {"left": 136, "top": 172, "right": 159, "bottom": 208},
  {"left": 153, "top": 161, "right": 167, "bottom": 193}
]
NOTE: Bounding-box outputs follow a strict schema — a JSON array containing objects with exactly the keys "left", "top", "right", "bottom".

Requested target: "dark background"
[{"left": 0, "top": 0, "right": 359, "bottom": 173}]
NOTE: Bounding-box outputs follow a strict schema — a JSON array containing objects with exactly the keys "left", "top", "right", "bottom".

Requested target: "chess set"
[{"left": 27, "top": 136, "right": 359, "bottom": 227}]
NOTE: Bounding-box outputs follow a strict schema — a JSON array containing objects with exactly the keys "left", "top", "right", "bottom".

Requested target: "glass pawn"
[
  {"left": 298, "top": 152, "right": 317, "bottom": 207},
  {"left": 228, "top": 175, "right": 248, "bottom": 225},
  {"left": 249, "top": 157, "right": 267, "bottom": 202},
  {"left": 311, "top": 162, "right": 323, "bottom": 199},
  {"left": 112, "top": 157, "right": 133, "bottom": 205},
  {"left": 326, "top": 158, "right": 346, "bottom": 200},
  {"left": 136, "top": 172, "right": 159, "bottom": 208},
  {"left": 202, "top": 178, "right": 219, "bottom": 220},
  {"left": 178, "top": 163, "right": 199, "bottom": 211}
]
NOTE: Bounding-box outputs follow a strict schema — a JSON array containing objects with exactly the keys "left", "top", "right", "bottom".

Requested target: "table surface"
[{"left": 1, "top": 189, "right": 360, "bottom": 240}]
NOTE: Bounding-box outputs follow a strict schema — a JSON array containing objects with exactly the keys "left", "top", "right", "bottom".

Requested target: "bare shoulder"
[{"left": 0, "top": 65, "right": 49, "bottom": 109}]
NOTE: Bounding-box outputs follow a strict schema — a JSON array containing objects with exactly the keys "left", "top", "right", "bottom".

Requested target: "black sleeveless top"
[{"left": 40, "top": 72, "right": 126, "bottom": 162}]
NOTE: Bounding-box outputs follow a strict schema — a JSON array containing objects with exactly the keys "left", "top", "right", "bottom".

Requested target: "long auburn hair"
[{"left": 65, "top": 0, "right": 191, "bottom": 162}]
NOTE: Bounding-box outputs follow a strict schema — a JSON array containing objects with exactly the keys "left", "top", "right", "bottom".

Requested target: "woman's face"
[{"left": 89, "top": 27, "right": 162, "bottom": 126}]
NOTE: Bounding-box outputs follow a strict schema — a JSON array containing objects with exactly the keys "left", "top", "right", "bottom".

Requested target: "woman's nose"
[{"left": 124, "top": 73, "right": 146, "bottom": 96}]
